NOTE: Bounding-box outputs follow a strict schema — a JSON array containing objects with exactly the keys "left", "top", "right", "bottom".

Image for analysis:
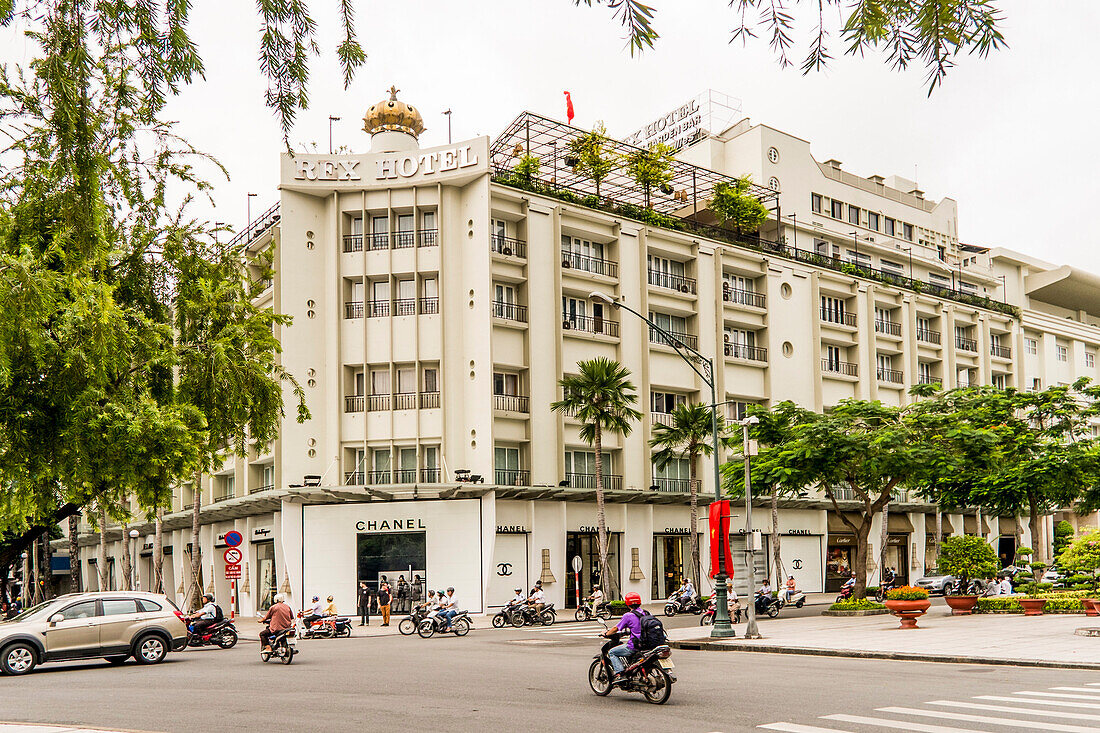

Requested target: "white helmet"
[{"left": 273, "top": 593, "right": 286, "bottom": 604}]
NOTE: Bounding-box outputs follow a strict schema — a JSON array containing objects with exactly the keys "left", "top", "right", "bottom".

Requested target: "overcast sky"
[{"left": 4, "top": 1, "right": 1096, "bottom": 270}]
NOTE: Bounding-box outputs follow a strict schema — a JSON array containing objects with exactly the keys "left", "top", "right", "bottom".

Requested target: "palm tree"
[
  {"left": 649, "top": 402, "right": 717, "bottom": 591},
  {"left": 551, "top": 358, "right": 641, "bottom": 600}
]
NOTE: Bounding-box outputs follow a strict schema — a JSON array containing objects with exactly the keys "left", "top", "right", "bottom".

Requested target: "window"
[
  {"left": 652, "top": 456, "right": 690, "bottom": 486},
  {"left": 767, "top": 147, "right": 779, "bottom": 163},
  {"left": 59, "top": 601, "right": 97, "bottom": 620},
  {"left": 848, "top": 205, "right": 860, "bottom": 225},
  {"left": 397, "top": 213, "right": 414, "bottom": 233},
  {"left": 371, "top": 215, "right": 388, "bottom": 235},
  {"left": 493, "top": 372, "right": 520, "bottom": 396},
  {"left": 937, "top": 245, "right": 946, "bottom": 262},
  {"left": 959, "top": 281, "right": 977, "bottom": 293},
  {"left": 137, "top": 599, "right": 163, "bottom": 613},
  {"left": 422, "top": 211, "right": 436, "bottom": 230},
  {"left": 880, "top": 260, "right": 904, "bottom": 274},
  {"left": 929, "top": 273, "right": 951, "bottom": 288},
  {"left": 867, "top": 212, "right": 880, "bottom": 231},
  {"left": 1032, "top": 377, "right": 1042, "bottom": 391},
  {"left": 831, "top": 200, "right": 844, "bottom": 219},
  {"left": 395, "top": 278, "right": 415, "bottom": 314},
  {"left": 917, "top": 317, "right": 932, "bottom": 333},
  {"left": 562, "top": 296, "right": 587, "bottom": 321},
  {"left": 918, "top": 362, "right": 932, "bottom": 384},
  {"left": 820, "top": 296, "right": 846, "bottom": 323},
  {"left": 876, "top": 354, "right": 893, "bottom": 372},
  {"left": 495, "top": 446, "right": 521, "bottom": 472},
  {"left": 562, "top": 235, "right": 604, "bottom": 260},
  {"left": 1088, "top": 352, "right": 1096, "bottom": 369},
  {"left": 726, "top": 401, "right": 758, "bottom": 421},
  {"left": 811, "top": 193, "right": 823, "bottom": 213},
  {"left": 397, "top": 447, "right": 417, "bottom": 482},
  {"left": 396, "top": 367, "right": 416, "bottom": 394},
  {"left": 102, "top": 599, "right": 139, "bottom": 616},
  {"left": 1058, "top": 345, "right": 1068, "bottom": 362},
  {"left": 651, "top": 391, "right": 686, "bottom": 414},
  {"left": 903, "top": 223, "right": 914, "bottom": 241},
  {"left": 423, "top": 367, "right": 438, "bottom": 394},
  {"left": 262, "top": 464, "right": 275, "bottom": 489},
  {"left": 824, "top": 345, "right": 842, "bottom": 369},
  {"left": 492, "top": 218, "right": 507, "bottom": 238},
  {"left": 768, "top": 177, "right": 780, "bottom": 192},
  {"left": 350, "top": 217, "right": 364, "bottom": 235},
  {"left": 370, "top": 369, "right": 390, "bottom": 395},
  {"left": 1025, "top": 338, "right": 1037, "bottom": 355},
  {"left": 565, "top": 450, "right": 610, "bottom": 476},
  {"left": 423, "top": 446, "right": 439, "bottom": 474},
  {"left": 884, "top": 218, "right": 895, "bottom": 237},
  {"left": 991, "top": 374, "right": 1006, "bottom": 389},
  {"left": 372, "top": 449, "right": 391, "bottom": 477},
  {"left": 846, "top": 250, "right": 871, "bottom": 268},
  {"left": 648, "top": 311, "right": 689, "bottom": 344},
  {"left": 874, "top": 307, "right": 892, "bottom": 323}
]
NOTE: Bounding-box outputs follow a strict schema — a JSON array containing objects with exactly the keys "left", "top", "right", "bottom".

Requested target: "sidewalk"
[{"left": 669, "top": 607, "right": 1100, "bottom": 669}]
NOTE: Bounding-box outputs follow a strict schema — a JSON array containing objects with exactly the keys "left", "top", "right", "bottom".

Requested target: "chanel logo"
[
  {"left": 792, "top": 559, "right": 804, "bottom": 570},
  {"left": 496, "top": 563, "right": 513, "bottom": 576}
]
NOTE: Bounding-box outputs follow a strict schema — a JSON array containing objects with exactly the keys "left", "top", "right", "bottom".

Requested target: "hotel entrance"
[{"left": 565, "top": 532, "right": 621, "bottom": 608}]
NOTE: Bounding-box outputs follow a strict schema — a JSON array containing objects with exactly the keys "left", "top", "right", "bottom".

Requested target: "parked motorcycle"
[
  {"left": 777, "top": 588, "right": 806, "bottom": 609},
  {"left": 699, "top": 596, "right": 742, "bottom": 625},
  {"left": 417, "top": 610, "right": 471, "bottom": 638},
  {"left": 754, "top": 592, "right": 781, "bottom": 619},
  {"left": 399, "top": 605, "right": 431, "bottom": 635},
  {"left": 587, "top": 623, "right": 676, "bottom": 705},
  {"left": 297, "top": 612, "right": 353, "bottom": 639},
  {"left": 663, "top": 592, "right": 703, "bottom": 617},
  {"left": 186, "top": 619, "right": 238, "bottom": 649},
  {"left": 575, "top": 601, "right": 611, "bottom": 622},
  {"left": 260, "top": 623, "right": 296, "bottom": 664}
]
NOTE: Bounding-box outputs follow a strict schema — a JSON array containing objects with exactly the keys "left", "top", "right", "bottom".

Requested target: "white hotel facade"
[{"left": 68, "top": 91, "right": 1100, "bottom": 614}]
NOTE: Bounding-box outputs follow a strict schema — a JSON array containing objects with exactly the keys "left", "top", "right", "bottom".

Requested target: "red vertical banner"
[{"left": 709, "top": 500, "right": 732, "bottom": 578}]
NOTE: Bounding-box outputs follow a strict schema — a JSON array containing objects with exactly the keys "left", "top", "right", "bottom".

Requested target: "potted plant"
[
  {"left": 1055, "top": 530, "right": 1100, "bottom": 616},
  {"left": 1019, "top": 596, "right": 1048, "bottom": 616},
  {"left": 884, "top": 585, "right": 931, "bottom": 628},
  {"left": 937, "top": 535, "right": 999, "bottom": 615}
]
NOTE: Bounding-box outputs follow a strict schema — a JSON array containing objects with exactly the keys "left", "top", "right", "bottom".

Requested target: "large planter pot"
[
  {"left": 1020, "top": 598, "right": 1048, "bottom": 616},
  {"left": 944, "top": 595, "right": 979, "bottom": 616},
  {"left": 884, "top": 599, "right": 932, "bottom": 629},
  {"left": 1083, "top": 599, "right": 1099, "bottom": 617}
]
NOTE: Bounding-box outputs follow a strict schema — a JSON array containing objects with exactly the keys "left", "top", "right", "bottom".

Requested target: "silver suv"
[{"left": 0, "top": 591, "right": 188, "bottom": 675}]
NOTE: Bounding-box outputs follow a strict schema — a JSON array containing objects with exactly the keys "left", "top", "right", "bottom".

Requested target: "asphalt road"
[{"left": 0, "top": 606, "right": 1090, "bottom": 733}]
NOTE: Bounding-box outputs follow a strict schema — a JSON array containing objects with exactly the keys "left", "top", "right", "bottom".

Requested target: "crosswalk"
[
  {"left": 760, "top": 681, "right": 1100, "bottom": 732},
  {"left": 505, "top": 621, "right": 606, "bottom": 641}
]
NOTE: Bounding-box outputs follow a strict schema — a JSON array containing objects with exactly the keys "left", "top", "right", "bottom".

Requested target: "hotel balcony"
[
  {"left": 495, "top": 469, "right": 531, "bottom": 487},
  {"left": 491, "top": 234, "right": 527, "bottom": 259},
  {"left": 649, "top": 327, "right": 697, "bottom": 350},
  {"left": 344, "top": 301, "right": 364, "bottom": 319},
  {"left": 344, "top": 395, "right": 365, "bottom": 413},
  {"left": 651, "top": 411, "right": 675, "bottom": 427},
  {"left": 874, "top": 319, "right": 902, "bottom": 337},
  {"left": 991, "top": 343, "right": 1012, "bottom": 359},
  {"left": 877, "top": 367, "right": 904, "bottom": 384},
  {"left": 563, "top": 313, "right": 620, "bottom": 337},
  {"left": 561, "top": 250, "right": 618, "bottom": 278},
  {"left": 493, "top": 301, "right": 528, "bottom": 323},
  {"left": 419, "top": 297, "right": 439, "bottom": 315},
  {"left": 393, "top": 393, "right": 418, "bottom": 410},
  {"left": 820, "top": 308, "right": 858, "bottom": 328},
  {"left": 367, "top": 233, "right": 389, "bottom": 251},
  {"left": 564, "top": 472, "right": 623, "bottom": 491},
  {"left": 647, "top": 269, "right": 697, "bottom": 295},
  {"left": 493, "top": 394, "right": 530, "bottom": 413},
  {"left": 955, "top": 336, "right": 978, "bottom": 353},
  {"left": 419, "top": 391, "right": 440, "bottom": 409},
  {"left": 652, "top": 477, "right": 698, "bottom": 494},
  {"left": 917, "top": 328, "right": 942, "bottom": 345},
  {"left": 822, "top": 359, "right": 859, "bottom": 377},
  {"left": 722, "top": 287, "right": 766, "bottom": 309},
  {"left": 342, "top": 234, "right": 363, "bottom": 253},
  {"left": 724, "top": 343, "right": 768, "bottom": 362},
  {"left": 420, "top": 468, "right": 442, "bottom": 482},
  {"left": 394, "top": 298, "right": 416, "bottom": 316},
  {"left": 366, "top": 394, "right": 391, "bottom": 412}
]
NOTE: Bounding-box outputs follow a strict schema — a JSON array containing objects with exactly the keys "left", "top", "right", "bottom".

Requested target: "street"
[{"left": 0, "top": 610, "right": 1092, "bottom": 732}]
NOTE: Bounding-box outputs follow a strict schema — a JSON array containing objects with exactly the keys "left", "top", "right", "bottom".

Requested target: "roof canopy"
[{"left": 1026, "top": 265, "right": 1100, "bottom": 316}]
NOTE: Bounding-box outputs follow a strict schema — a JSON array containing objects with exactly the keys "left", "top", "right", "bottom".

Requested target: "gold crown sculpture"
[{"left": 363, "top": 85, "right": 425, "bottom": 138}]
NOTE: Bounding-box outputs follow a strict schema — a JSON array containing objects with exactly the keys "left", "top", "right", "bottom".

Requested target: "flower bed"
[
  {"left": 975, "top": 593, "right": 1088, "bottom": 614},
  {"left": 886, "top": 585, "right": 930, "bottom": 601},
  {"left": 828, "top": 598, "right": 886, "bottom": 612}
]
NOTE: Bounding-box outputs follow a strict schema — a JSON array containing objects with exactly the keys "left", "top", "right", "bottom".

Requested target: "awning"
[
  {"left": 999, "top": 516, "right": 1017, "bottom": 534},
  {"left": 963, "top": 515, "right": 977, "bottom": 534},
  {"left": 827, "top": 512, "right": 864, "bottom": 533},
  {"left": 888, "top": 513, "right": 914, "bottom": 533}
]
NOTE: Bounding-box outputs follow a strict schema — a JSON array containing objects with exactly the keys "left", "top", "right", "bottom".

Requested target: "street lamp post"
[
  {"left": 328, "top": 115, "right": 341, "bottom": 154},
  {"left": 129, "top": 529, "right": 139, "bottom": 590},
  {"left": 443, "top": 109, "right": 452, "bottom": 144},
  {"left": 589, "top": 291, "right": 737, "bottom": 638},
  {"left": 786, "top": 213, "right": 797, "bottom": 251},
  {"left": 740, "top": 416, "right": 762, "bottom": 639}
]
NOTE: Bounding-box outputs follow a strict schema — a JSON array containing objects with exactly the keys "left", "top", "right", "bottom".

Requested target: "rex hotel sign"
[{"left": 292, "top": 144, "right": 481, "bottom": 183}]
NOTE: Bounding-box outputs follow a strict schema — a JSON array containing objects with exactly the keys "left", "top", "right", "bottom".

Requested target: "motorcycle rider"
[
  {"left": 784, "top": 575, "right": 798, "bottom": 603},
  {"left": 601, "top": 591, "right": 643, "bottom": 684},
  {"left": 586, "top": 586, "right": 605, "bottom": 616},
  {"left": 507, "top": 587, "right": 526, "bottom": 608},
  {"left": 323, "top": 595, "right": 338, "bottom": 616},
  {"left": 674, "top": 577, "right": 696, "bottom": 610},
  {"left": 438, "top": 587, "right": 458, "bottom": 630},
  {"left": 187, "top": 594, "right": 219, "bottom": 637},
  {"left": 259, "top": 593, "right": 294, "bottom": 653},
  {"left": 528, "top": 583, "right": 545, "bottom": 612},
  {"left": 303, "top": 595, "right": 324, "bottom": 627}
]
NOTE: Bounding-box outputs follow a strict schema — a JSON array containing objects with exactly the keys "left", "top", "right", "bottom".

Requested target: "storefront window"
[
  {"left": 652, "top": 534, "right": 696, "bottom": 599},
  {"left": 825, "top": 536, "right": 855, "bottom": 592},
  {"left": 255, "top": 541, "right": 277, "bottom": 611},
  {"left": 565, "top": 532, "right": 620, "bottom": 608},
  {"left": 357, "top": 532, "right": 427, "bottom": 593}
]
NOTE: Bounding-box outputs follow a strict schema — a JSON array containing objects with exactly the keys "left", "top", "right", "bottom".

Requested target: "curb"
[
  {"left": 667, "top": 640, "right": 1100, "bottom": 670},
  {"left": 821, "top": 609, "right": 889, "bottom": 617}
]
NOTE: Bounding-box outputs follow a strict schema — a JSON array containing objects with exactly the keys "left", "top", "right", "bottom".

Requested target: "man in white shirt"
[
  {"left": 186, "top": 594, "right": 219, "bottom": 636},
  {"left": 303, "top": 595, "right": 324, "bottom": 626},
  {"left": 528, "top": 585, "right": 545, "bottom": 611},
  {"left": 507, "top": 588, "right": 525, "bottom": 607},
  {"left": 439, "top": 587, "right": 459, "bottom": 630}
]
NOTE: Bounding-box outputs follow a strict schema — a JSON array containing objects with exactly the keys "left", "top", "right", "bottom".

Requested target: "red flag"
[
  {"left": 563, "top": 91, "right": 574, "bottom": 124},
  {"left": 709, "top": 500, "right": 732, "bottom": 579}
]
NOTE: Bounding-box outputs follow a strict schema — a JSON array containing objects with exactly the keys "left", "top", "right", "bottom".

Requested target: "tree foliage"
[
  {"left": 623, "top": 142, "right": 674, "bottom": 208},
  {"left": 1057, "top": 530, "right": 1100, "bottom": 576},
  {"left": 709, "top": 177, "right": 770, "bottom": 234},
  {"left": 936, "top": 535, "right": 998, "bottom": 593},
  {"left": 567, "top": 121, "right": 617, "bottom": 200}
]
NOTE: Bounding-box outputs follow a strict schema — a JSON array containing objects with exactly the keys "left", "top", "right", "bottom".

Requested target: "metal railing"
[
  {"left": 344, "top": 395, "right": 365, "bottom": 413},
  {"left": 392, "top": 231, "right": 416, "bottom": 249},
  {"left": 650, "top": 327, "right": 697, "bottom": 350},
  {"left": 956, "top": 335, "right": 978, "bottom": 352},
  {"left": 991, "top": 343, "right": 1012, "bottom": 359},
  {"left": 562, "top": 313, "right": 620, "bottom": 337},
  {"left": 647, "top": 269, "right": 697, "bottom": 294},
  {"left": 419, "top": 297, "right": 439, "bottom": 314},
  {"left": 212, "top": 491, "right": 235, "bottom": 503},
  {"left": 493, "top": 301, "right": 528, "bottom": 322},
  {"left": 250, "top": 484, "right": 275, "bottom": 495},
  {"left": 367, "top": 300, "right": 390, "bottom": 318},
  {"left": 393, "top": 393, "right": 418, "bottom": 410},
  {"left": 724, "top": 342, "right": 768, "bottom": 362},
  {"left": 394, "top": 298, "right": 416, "bottom": 316},
  {"left": 565, "top": 472, "right": 623, "bottom": 490},
  {"left": 822, "top": 359, "right": 859, "bottom": 376},
  {"left": 918, "top": 374, "right": 939, "bottom": 385},
  {"left": 495, "top": 469, "right": 531, "bottom": 487},
  {"left": 491, "top": 234, "right": 527, "bottom": 258},
  {"left": 652, "top": 477, "right": 698, "bottom": 493},
  {"left": 419, "top": 392, "right": 440, "bottom": 409},
  {"left": 368, "top": 233, "right": 390, "bottom": 251},
  {"left": 561, "top": 250, "right": 618, "bottom": 278},
  {"left": 493, "top": 394, "right": 530, "bottom": 412},
  {"left": 344, "top": 301, "right": 363, "bottom": 319},
  {"left": 366, "top": 470, "right": 392, "bottom": 484},
  {"left": 420, "top": 468, "right": 441, "bottom": 482},
  {"left": 418, "top": 229, "right": 439, "bottom": 247},
  {"left": 344, "top": 471, "right": 364, "bottom": 485},
  {"left": 651, "top": 411, "right": 675, "bottom": 427},
  {"left": 342, "top": 234, "right": 363, "bottom": 252},
  {"left": 723, "top": 287, "right": 766, "bottom": 308},
  {"left": 366, "top": 394, "right": 391, "bottom": 411},
  {"left": 394, "top": 468, "right": 418, "bottom": 483},
  {"left": 917, "top": 328, "right": 941, "bottom": 344},
  {"left": 875, "top": 319, "right": 902, "bottom": 336},
  {"left": 821, "top": 308, "right": 858, "bottom": 327},
  {"left": 877, "top": 367, "right": 904, "bottom": 384}
]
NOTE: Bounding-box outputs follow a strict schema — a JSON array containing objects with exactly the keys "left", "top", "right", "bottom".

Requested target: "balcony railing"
[
  {"left": 875, "top": 319, "right": 902, "bottom": 337},
  {"left": 651, "top": 411, "right": 675, "bottom": 427},
  {"left": 877, "top": 367, "right": 904, "bottom": 384},
  {"left": 366, "top": 394, "right": 391, "bottom": 411},
  {"left": 821, "top": 308, "right": 857, "bottom": 327},
  {"left": 723, "top": 287, "right": 766, "bottom": 309},
  {"left": 250, "top": 484, "right": 275, "bottom": 495},
  {"left": 392, "top": 231, "right": 416, "bottom": 249},
  {"left": 420, "top": 468, "right": 441, "bottom": 482},
  {"left": 918, "top": 374, "right": 939, "bottom": 385},
  {"left": 652, "top": 477, "right": 698, "bottom": 493},
  {"left": 956, "top": 335, "right": 978, "bottom": 352},
  {"left": 393, "top": 392, "right": 418, "bottom": 410},
  {"left": 342, "top": 234, "right": 363, "bottom": 252},
  {"left": 344, "top": 471, "right": 364, "bottom": 485},
  {"left": 367, "top": 233, "right": 389, "bottom": 251},
  {"left": 650, "top": 327, "right": 697, "bottom": 350},
  {"left": 491, "top": 234, "right": 527, "bottom": 258},
  {"left": 493, "top": 301, "right": 528, "bottom": 323},
  {"left": 724, "top": 343, "right": 768, "bottom": 362},
  {"left": 366, "top": 470, "right": 392, "bottom": 484},
  {"left": 394, "top": 298, "right": 416, "bottom": 316},
  {"left": 495, "top": 469, "right": 531, "bottom": 487},
  {"left": 419, "top": 391, "right": 440, "bottom": 409},
  {"left": 419, "top": 297, "right": 439, "bottom": 314},
  {"left": 418, "top": 229, "right": 439, "bottom": 247},
  {"left": 344, "top": 395, "right": 365, "bottom": 413},
  {"left": 344, "top": 301, "right": 364, "bottom": 319},
  {"left": 561, "top": 250, "right": 618, "bottom": 278},
  {"left": 493, "top": 394, "right": 530, "bottom": 413},
  {"left": 916, "top": 328, "right": 941, "bottom": 345},
  {"left": 822, "top": 359, "right": 859, "bottom": 376},
  {"left": 991, "top": 343, "right": 1012, "bottom": 359},
  {"left": 647, "top": 269, "right": 697, "bottom": 295},
  {"left": 367, "top": 300, "right": 389, "bottom": 318},
  {"left": 393, "top": 468, "right": 418, "bottom": 483},
  {"left": 212, "top": 491, "right": 235, "bottom": 503},
  {"left": 565, "top": 472, "right": 623, "bottom": 490},
  {"left": 562, "top": 313, "right": 619, "bottom": 337}
]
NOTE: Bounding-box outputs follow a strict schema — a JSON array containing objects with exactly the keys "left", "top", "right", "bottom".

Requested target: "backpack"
[
  {"left": 631, "top": 608, "right": 667, "bottom": 650},
  {"left": 213, "top": 604, "right": 224, "bottom": 622}
]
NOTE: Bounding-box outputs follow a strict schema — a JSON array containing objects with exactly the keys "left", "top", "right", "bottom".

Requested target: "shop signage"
[
  {"left": 496, "top": 563, "right": 513, "bottom": 576},
  {"left": 623, "top": 98, "right": 704, "bottom": 152},
  {"left": 293, "top": 159, "right": 361, "bottom": 181},
  {"left": 356, "top": 518, "right": 427, "bottom": 532},
  {"left": 576, "top": 525, "right": 615, "bottom": 533},
  {"left": 663, "top": 528, "right": 690, "bottom": 535},
  {"left": 786, "top": 529, "right": 812, "bottom": 536},
  {"left": 252, "top": 527, "right": 273, "bottom": 541},
  {"left": 496, "top": 525, "right": 528, "bottom": 534},
  {"left": 887, "top": 535, "right": 907, "bottom": 546},
  {"left": 374, "top": 146, "right": 479, "bottom": 180},
  {"left": 791, "top": 559, "right": 803, "bottom": 570},
  {"left": 830, "top": 535, "right": 856, "bottom": 546}
]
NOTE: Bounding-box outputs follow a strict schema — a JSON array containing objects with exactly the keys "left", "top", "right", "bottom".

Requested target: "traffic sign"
[
  {"left": 571, "top": 555, "right": 582, "bottom": 573},
  {"left": 224, "top": 563, "right": 242, "bottom": 579},
  {"left": 223, "top": 548, "right": 242, "bottom": 565},
  {"left": 224, "top": 530, "right": 243, "bottom": 547}
]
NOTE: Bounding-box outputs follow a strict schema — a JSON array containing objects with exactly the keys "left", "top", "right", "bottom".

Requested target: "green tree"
[
  {"left": 650, "top": 402, "right": 718, "bottom": 590},
  {"left": 936, "top": 535, "right": 999, "bottom": 595},
  {"left": 623, "top": 142, "right": 675, "bottom": 209},
  {"left": 514, "top": 154, "right": 541, "bottom": 181},
  {"left": 709, "top": 177, "right": 770, "bottom": 235},
  {"left": 567, "top": 121, "right": 617, "bottom": 201},
  {"left": 1054, "top": 520, "right": 1075, "bottom": 558},
  {"left": 1057, "top": 531, "right": 1100, "bottom": 576},
  {"left": 551, "top": 358, "right": 641, "bottom": 600}
]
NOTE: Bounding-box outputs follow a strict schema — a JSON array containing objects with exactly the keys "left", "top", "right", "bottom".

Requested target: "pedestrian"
[
  {"left": 396, "top": 575, "right": 408, "bottom": 613},
  {"left": 357, "top": 581, "right": 371, "bottom": 626},
  {"left": 378, "top": 582, "right": 392, "bottom": 626}
]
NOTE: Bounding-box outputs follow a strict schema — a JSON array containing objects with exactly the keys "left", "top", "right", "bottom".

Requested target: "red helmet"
[{"left": 624, "top": 592, "right": 642, "bottom": 607}]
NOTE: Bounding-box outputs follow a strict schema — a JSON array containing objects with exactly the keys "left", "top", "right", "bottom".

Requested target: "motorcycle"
[
  {"left": 186, "top": 619, "right": 238, "bottom": 649},
  {"left": 417, "top": 609, "right": 471, "bottom": 638},
  {"left": 587, "top": 624, "right": 675, "bottom": 705},
  {"left": 514, "top": 602, "right": 556, "bottom": 627},
  {"left": 297, "top": 612, "right": 353, "bottom": 639},
  {"left": 399, "top": 605, "right": 431, "bottom": 635},
  {"left": 663, "top": 592, "right": 703, "bottom": 617},
  {"left": 575, "top": 600, "right": 611, "bottom": 622},
  {"left": 754, "top": 592, "right": 781, "bottom": 619},
  {"left": 493, "top": 602, "right": 528, "bottom": 628},
  {"left": 260, "top": 623, "right": 297, "bottom": 664},
  {"left": 699, "top": 596, "right": 742, "bottom": 626},
  {"left": 835, "top": 583, "right": 855, "bottom": 603},
  {"left": 777, "top": 588, "right": 806, "bottom": 609}
]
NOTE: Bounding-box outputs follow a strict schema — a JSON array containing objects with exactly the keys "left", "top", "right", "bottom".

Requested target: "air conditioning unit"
[
  {"left": 502, "top": 247, "right": 512, "bottom": 256},
  {"left": 561, "top": 258, "right": 572, "bottom": 268},
  {"left": 723, "top": 292, "right": 731, "bottom": 302},
  {"left": 562, "top": 320, "right": 573, "bottom": 330},
  {"left": 723, "top": 333, "right": 730, "bottom": 342},
  {"left": 679, "top": 284, "right": 691, "bottom": 293}
]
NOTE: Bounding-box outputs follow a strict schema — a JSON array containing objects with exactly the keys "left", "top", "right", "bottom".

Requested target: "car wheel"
[
  {"left": 942, "top": 583, "right": 954, "bottom": 596},
  {"left": 1, "top": 643, "right": 37, "bottom": 675},
  {"left": 134, "top": 634, "right": 168, "bottom": 665},
  {"left": 104, "top": 655, "right": 129, "bottom": 665}
]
